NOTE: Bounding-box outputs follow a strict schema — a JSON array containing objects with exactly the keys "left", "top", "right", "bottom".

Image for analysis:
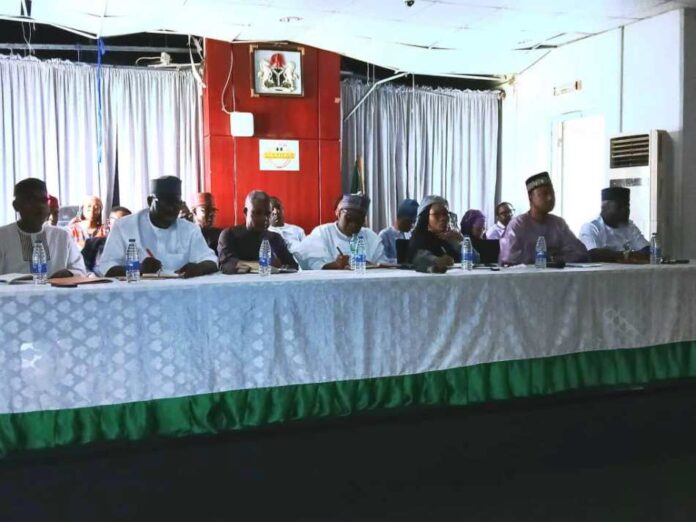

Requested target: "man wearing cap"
[
  {"left": 485, "top": 202, "right": 514, "bottom": 240},
  {"left": 378, "top": 198, "right": 419, "bottom": 264},
  {"left": 268, "top": 196, "right": 306, "bottom": 253},
  {"left": 579, "top": 187, "right": 649, "bottom": 263},
  {"left": 0, "top": 178, "right": 85, "bottom": 277},
  {"left": 499, "top": 172, "right": 588, "bottom": 265},
  {"left": 190, "top": 192, "right": 222, "bottom": 251},
  {"left": 218, "top": 190, "right": 297, "bottom": 274},
  {"left": 294, "top": 193, "right": 387, "bottom": 270},
  {"left": 97, "top": 176, "right": 218, "bottom": 278}
]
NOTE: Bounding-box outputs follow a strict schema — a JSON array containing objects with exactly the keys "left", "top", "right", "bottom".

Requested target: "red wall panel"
[
  {"left": 233, "top": 139, "right": 319, "bottom": 232},
  {"left": 203, "top": 39, "right": 341, "bottom": 231},
  {"left": 319, "top": 140, "right": 342, "bottom": 224},
  {"left": 318, "top": 51, "right": 341, "bottom": 141},
  {"left": 206, "top": 135, "right": 235, "bottom": 226}
]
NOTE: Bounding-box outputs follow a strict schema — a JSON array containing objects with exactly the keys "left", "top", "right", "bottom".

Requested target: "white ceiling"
[{"left": 3, "top": 0, "right": 696, "bottom": 75}]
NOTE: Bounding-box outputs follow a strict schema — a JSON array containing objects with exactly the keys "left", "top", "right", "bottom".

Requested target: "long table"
[{"left": 1, "top": 264, "right": 695, "bottom": 454}]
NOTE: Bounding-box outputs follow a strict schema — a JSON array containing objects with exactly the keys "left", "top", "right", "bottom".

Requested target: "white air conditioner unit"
[{"left": 608, "top": 130, "right": 665, "bottom": 238}]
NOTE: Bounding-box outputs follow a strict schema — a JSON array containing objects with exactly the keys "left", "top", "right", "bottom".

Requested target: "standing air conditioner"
[{"left": 608, "top": 130, "right": 665, "bottom": 238}]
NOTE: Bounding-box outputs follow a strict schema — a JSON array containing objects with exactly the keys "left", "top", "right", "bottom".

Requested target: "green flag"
[{"left": 350, "top": 158, "right": 364, "bottom": 194}]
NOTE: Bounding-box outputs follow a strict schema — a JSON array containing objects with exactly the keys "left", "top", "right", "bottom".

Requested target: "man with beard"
[
  {"left": 499, "top": 172, "right": 588, "bottom": 265},
  {"left": 0, "top": 178, "right": 85, "bottom": 277},
  {"left": 97, "top": 176, "right": 217, "bottom": 278},
  {"left": 579, "top": 187, "right": 649, "bottom": 263}
]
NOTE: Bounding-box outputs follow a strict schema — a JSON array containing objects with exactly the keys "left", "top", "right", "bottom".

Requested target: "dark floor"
[{"left": 2, "top": 383, "right": 696, "bottom": 521}]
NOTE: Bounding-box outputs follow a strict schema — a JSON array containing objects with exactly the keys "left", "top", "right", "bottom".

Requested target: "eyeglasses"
[{"left": 429, "top": 210, "right": 449, "bottom": 218}]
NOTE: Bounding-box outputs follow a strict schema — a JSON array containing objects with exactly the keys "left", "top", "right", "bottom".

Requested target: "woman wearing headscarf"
[
  {"left": 460, "top": 208, "right": 488, "bottom": 264},
  {"left": 407, "top": 195, "right": 463, "bottom": 273},
  {"left": 460, "top": 210, "right": 486, "bottom": 240},
  {"left": 68, "top": 195, "right": 108, "bottom": 249}
]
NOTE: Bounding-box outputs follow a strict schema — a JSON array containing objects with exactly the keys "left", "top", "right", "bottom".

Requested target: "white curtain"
[
  {"left": 342, "top": 80, "right": 500, "bottom": 231},
  {"left": 0, "top": 55, "right": 202, "bottom": 225},
  {"left": 104, "top": 68, "right": 203, "bottom": 212}
]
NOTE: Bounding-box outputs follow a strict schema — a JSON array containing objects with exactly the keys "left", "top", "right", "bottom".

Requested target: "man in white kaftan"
[{"left": 295, "top": 194, "right": 387, "bottom": 270}]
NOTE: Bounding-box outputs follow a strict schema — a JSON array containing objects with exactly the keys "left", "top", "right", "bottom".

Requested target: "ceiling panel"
[{"left": 4, "top": 0, "right": 695, "bottom": 75}]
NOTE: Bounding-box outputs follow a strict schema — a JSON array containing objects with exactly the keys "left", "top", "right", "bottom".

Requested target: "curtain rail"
[{"left": 0, "top": 43, "right": 191, "bottom": 53}]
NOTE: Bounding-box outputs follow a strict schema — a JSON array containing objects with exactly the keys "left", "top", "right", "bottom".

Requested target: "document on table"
[{"left": 0, "top": 273, "right": 33, "bottom": 284}]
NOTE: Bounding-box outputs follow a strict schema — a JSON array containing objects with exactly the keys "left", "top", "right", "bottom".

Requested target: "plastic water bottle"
[
  {"left": 354, "top": 235, "right": 367, "bottom": 275},
  {"left": 535, "top": 236, "right": 547, "bottom": 269},
  {"left": 31, "top": 240, "right": 48, "bottom": 285},
  {"left": 259, "top": 238, "right": 272, "bottom": 277},
  {"left": 650, "top": 233, "right": 661, "bottom": 265},
  {"left": 462, "top": 236, "right": 474, "bottom": 271},
  {"left": 349, "top": 234, "right": 359, "bottom": 271},
  {"left": 125, "top": 239, "right": 140, "bottom": 283}
]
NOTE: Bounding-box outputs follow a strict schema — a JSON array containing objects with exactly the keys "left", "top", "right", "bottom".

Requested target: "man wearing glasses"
[
  {"left": 294, "top": 193, "right": 387, "bottom": 270},
  {"left": 485, "top": 202, "right": 514, "bottom": 240},
  {"left": 97, "top": 176, "right": 218, "bottom": 278}
]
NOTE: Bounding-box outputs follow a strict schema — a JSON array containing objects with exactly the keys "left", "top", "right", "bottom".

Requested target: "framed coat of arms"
[{"left": 250, "top": 45, "right": 304, "bottom": 97}]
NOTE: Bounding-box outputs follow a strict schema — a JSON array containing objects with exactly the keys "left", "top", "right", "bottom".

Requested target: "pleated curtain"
[
  {"left": 0, "top": 55, "right": 202, "bottom": 225},
  {"left": 342, "top": 80, "right": 500, "bottom": 231}
]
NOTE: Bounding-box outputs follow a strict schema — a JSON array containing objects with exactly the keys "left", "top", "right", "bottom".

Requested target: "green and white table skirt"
[{"left": 0, "top": 265, "right": 694, "bottom": 455}]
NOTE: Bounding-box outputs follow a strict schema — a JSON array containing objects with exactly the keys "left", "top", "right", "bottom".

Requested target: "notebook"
[
  {"left": 48, "top": 276, "right": 113, "bottom": 287},
  {"left": 0, "top": 273, "right": 34, "bottom": 284}
]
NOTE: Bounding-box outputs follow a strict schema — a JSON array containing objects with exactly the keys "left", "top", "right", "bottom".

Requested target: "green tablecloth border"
[{"left": 2, "top": 340, "right": 696, "bottom": 455}]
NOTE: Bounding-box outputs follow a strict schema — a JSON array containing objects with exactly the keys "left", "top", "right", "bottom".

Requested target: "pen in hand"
[{"left": 144, "top": 248, "right": 162, "bottom": 276}]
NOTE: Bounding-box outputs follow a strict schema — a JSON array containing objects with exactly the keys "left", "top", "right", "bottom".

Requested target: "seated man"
[
  {"left": 500, "top": 172, "right": 588, "bottom": 265},
  {"left": 579, "top": 187, "right": 649, "bottom": 263},
  {"left": 268, "top": 196, "right": 306, "bottom": 253},
  {"left": 190, "top": 192, "right": 222, "bottom": 251},
  {"left": 485, "top": 202, "right": 514, "bottom": 240},
  {"left": 0, "top": 178, "right": 85, "bottom": 277},
  {"left": 218, "top": 190, "right": 297, "bottom": 274},
  {"left": 97, "top": 176, "right": 218, "bottom": 278},
  {"left": 378, "top": 198, "right": 418, "bottom": 264},
  {"left": 294, "top": 193, "right": 387, "bottom": 270}
]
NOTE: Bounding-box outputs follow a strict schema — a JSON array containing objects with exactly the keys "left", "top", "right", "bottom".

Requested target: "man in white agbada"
[
  {"left": 295, "top": 193, "right": 387, "bottom": 270},
  {"left": 579, "top": 187, "right": 650, "bottom": 263},
  {"left": 268, "top": 196, "right": 306, "bottom": 253},
  {"left": 0, "top": 178, "right": 85, "bottom": 277},
  {"left": 97, "top": 176, "right": 218, "bottom": 278}
]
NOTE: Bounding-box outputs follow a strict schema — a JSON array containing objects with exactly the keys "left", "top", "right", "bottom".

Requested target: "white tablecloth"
[{"left": 0, "top": 264, "right": 695, "bottom": 415}]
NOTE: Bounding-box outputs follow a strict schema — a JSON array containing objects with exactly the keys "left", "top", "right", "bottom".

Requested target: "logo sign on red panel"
[{"left": 259, "top": 139, "right": 300, "bottom": 171}]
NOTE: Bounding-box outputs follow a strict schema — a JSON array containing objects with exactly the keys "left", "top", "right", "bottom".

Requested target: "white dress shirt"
[
  {"left": 485, "top": 222, "right": 506, "bottom": 240},
  {"left": 268, "top": 223, "right": 306, "bottom": 253}
]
